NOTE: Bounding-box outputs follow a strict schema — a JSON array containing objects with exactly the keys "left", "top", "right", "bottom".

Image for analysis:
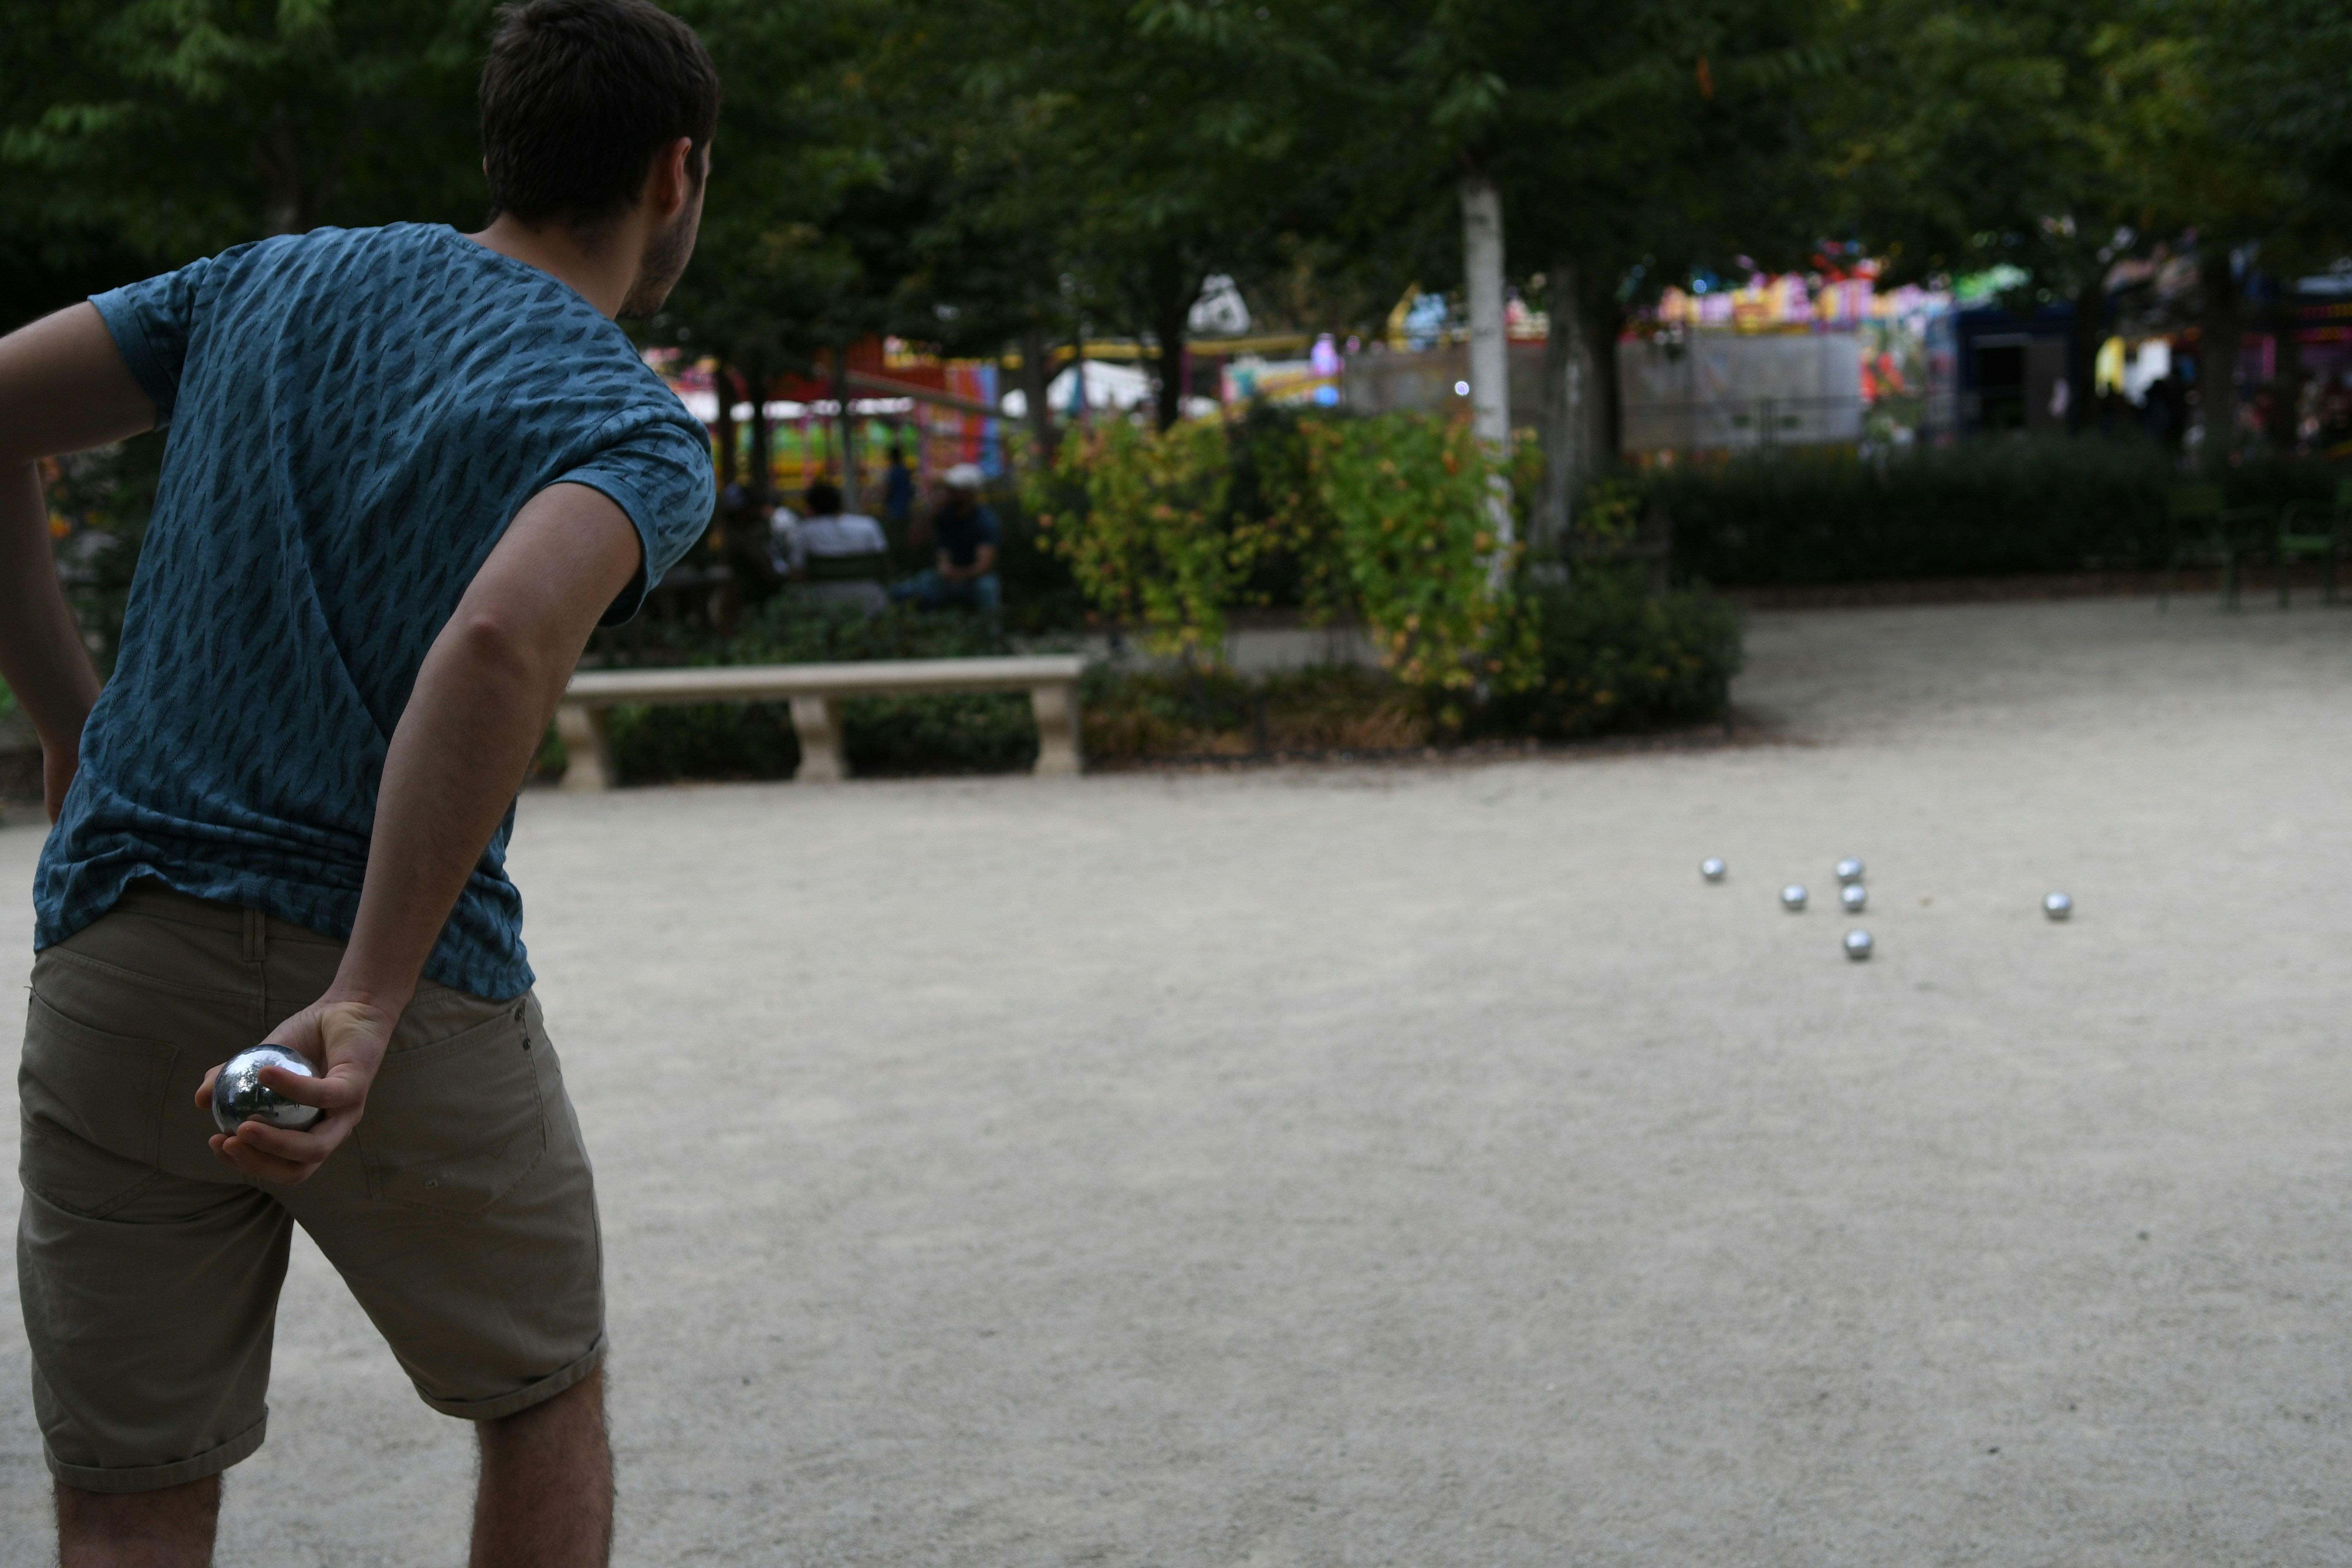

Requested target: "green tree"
[{"left": 1, "top": 0, "right": 490, "bottom": 327}]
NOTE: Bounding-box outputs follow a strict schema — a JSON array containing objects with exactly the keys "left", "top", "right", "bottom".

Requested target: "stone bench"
[{"left": 554, "top": 655, "right": 1087, "bottom": 789}]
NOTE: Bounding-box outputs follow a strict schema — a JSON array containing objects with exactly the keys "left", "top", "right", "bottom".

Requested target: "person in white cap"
[{"left": 895, "top": 461, "right": 1001, "bottom": 612}]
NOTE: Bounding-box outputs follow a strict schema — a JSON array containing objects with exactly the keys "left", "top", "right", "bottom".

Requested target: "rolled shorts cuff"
[
  {"left": 418, "top": 1334, "right": 606, "bottom": 1422},
  {"left": 48, "top": 1411, "right": 267, "bottom": 1495}
]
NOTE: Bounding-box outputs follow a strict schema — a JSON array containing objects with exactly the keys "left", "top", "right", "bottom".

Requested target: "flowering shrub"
[
  {"left": 1039, "top": 409, "right": 1535, "bottom": 695},
  {"left": 1293, "top": 413, "right": 1535, "bottom": 695},
  {"left": 1030, "top": 417, "right": 1242, "bottom": 662}
]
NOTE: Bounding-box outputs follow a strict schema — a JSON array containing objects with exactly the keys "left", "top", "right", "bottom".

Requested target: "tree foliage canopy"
[{"left": 3, "top": 0, "right": 2345, "bottom": 401}]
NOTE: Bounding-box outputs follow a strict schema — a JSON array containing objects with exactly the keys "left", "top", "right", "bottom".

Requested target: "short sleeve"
[
  {"left": 550, "top": 409, "right": 717, "bottom": 625},
  {"left": 90, "top": 255, "right": 217, "bottom": 428},
  {"left": 977, "top": 505, "right": 1003, "bottom": 545}
]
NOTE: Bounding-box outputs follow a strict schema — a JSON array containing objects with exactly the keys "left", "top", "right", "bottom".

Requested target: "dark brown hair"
[{"left": 480, "top": 0, "right": 720, "bottom": 231}]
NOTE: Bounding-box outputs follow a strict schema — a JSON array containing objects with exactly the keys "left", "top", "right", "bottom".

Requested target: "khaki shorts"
[{"left": 17, "top": 885, "right": 604, "bottom": 1494}]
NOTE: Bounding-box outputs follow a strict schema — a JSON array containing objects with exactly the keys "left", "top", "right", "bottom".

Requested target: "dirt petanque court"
[{"left": 3, "top": 593, "right": 2349, "bottom": 1565}]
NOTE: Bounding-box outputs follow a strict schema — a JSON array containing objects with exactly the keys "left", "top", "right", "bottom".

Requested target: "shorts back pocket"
[
  {"left": 357, "top": 1007, "right": 546, "bottom": 1214},
  {"left": 19, "top": 995, "right": 181, "bottom": 1218}
]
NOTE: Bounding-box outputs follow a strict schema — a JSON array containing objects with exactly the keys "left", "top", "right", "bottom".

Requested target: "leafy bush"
[
  {"left": 603, "top": 603, "right": 1043, "bottom": 784},
  {"left": 1293, "top": 413, "right": 1535, "bottom": 694},
  {"left": 1081, "top": 663, "right": 1424, "bottom": 764},
  {"left": 39, "top": 433, "right": 164, "bottom": 673},
  {"left": 1650, "top": 442, "right": 2341, "bottom": 586},
  {"left": 1032, "top": 416, "right": 1241, "bottom": 660},
  {"left": 1081, "top": 571, "right": 1742, "bottom": 764},
  {"left": 1036, "top": 406, "right": 1534, "bottom": 694},
  {"left": 1471, "top": 570, "right": 1744, "bottom": 741}
]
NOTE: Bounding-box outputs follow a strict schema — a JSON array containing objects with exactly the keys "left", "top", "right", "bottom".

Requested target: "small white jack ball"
[
  {"left": 1836, "top": 857, "right": 1865, "bottom": 884},
  {"left": 2043, "top": 891, "right": 2073, "bottom": 920},
  {"left": 1780, "top": 884, "right": 1808, "bottom": 911},
  {"left": 1840, "top": 883, "right": 1867, "bottom": 913},
  {"left": 1701, "top": 858, "right": 1727, "bottom": 882},
  {"left": 1843, "top": 929, "right": 1874, "bottom": 960},
  {"left": 212, "top": 1044, "right": 323, "bottom": 1134}
]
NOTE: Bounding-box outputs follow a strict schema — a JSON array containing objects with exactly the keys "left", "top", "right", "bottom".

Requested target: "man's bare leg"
[
  {"left": 56, "top": 1475, "right": 220, "bottom": 1568},
  {"left": 472, "top": 1369, "right": 612, "bottom": 1568}
]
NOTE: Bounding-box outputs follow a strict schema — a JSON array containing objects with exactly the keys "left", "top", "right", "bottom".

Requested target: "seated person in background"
[
  {"left": 893, "top": 463, "right": 1001, "bottom": 613},
  {"left": 779, "top": 479, "right": 890, "bottom": 610},
  {"left": 882, "top": 443, "right": 914, "bottom": 531}
]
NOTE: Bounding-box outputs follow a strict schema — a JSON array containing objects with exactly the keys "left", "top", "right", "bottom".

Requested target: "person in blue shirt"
[
  {"left": 881, "top": 440, "right": 915, "bottom": 531},
  {"left": 894, "top": 461, "right": 1002, "bottom": 612},
  {"left": 0, "top": 1, "right": 718, "bottom": 1560}
]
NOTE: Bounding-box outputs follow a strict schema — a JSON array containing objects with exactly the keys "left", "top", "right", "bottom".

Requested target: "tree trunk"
[
  {"left": 1019, "top": 322, "right": 1056, "bottom": 465},
  {"left": 723, "top": 362, "right": 783, "bottom": 604},
  {"left": 253, "top": 103, "right": 358, "bottom": 236},
  {"left": 747, "top": 366, "right": 773, "bottom": 507},
  {"left": 1589, "top": 300, "right": 1625, "bottom": 467},
  {"left": 831, "top": 347, "right": 862, "bottom": 512},
  {"left": 255, "top": 108, "right": 309, "bottom": 236},
  {"left": 2065, "top": 278, "right": 2103, "bottom": 437},
  {"left": 1150, "top": 264, "right": 1195, "bottom": 433},
  {"left": 1458, "top": 173, "right": 1511, "bottom": 452},
  {"left": 1534, "top": 257, "right": 1582, "bottom": 560},
  {"left": 712, "top": 364, "right": 738, "bottom": 492},
  {"left": 2269, "top": 299, "right": 2303, "bottom": 453},
  {"left": 2202, "top": 249, "right": 2241, "bottom": 466}
]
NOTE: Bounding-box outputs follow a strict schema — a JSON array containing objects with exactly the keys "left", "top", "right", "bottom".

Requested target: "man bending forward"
[{"left": 0, "top": 3, "right": 719, "bottom": 1561}]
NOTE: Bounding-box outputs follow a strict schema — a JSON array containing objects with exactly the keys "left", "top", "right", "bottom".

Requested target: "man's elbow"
[{"left": 444, "top": 609, "right": 568, "bottom": 693}]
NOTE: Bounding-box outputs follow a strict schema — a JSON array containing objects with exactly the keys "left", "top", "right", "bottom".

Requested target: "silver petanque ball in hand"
[
  {"left": 212, "top": 1044, "right": 323, "bottom": 1135},
  {"left": 1701, "top": 858, "right": 1727, "bottom": 882},
  {"left": 1840, "top": 883, "right": 1868, "bottom": 913},
  {"left": 2043, "top": 891, "right": 2073, "bottom": 921},
  {"left": 1836, "top": 857, "right": 1865, "bottom": 885},
  {"left": 1844, "top": 929, "right": 1874, "bottom": 961},
  {"left": 1780, "top": 883, "right": 1808, "bottom": 911}
]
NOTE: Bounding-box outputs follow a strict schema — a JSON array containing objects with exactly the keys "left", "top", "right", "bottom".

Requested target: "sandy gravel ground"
[{"left": 3, "top": 593, "right": 2350, "bottom": 1566}]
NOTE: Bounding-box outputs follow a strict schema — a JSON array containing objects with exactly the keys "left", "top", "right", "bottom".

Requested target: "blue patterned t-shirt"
[{"left": 37, "top": 223, "right": 715, "bottom": 998}]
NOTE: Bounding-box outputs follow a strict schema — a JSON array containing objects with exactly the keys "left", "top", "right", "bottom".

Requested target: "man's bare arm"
[
  {"left": 0, "top": 305, "right": 158, "bottom": 818},
  {"left": 201, "top": 482, "right": 642, "bottom": 1183}
]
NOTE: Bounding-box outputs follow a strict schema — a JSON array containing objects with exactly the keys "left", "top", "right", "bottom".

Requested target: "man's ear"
[{"left": 650, "top": 136, "right": 694, "bottom": 221}]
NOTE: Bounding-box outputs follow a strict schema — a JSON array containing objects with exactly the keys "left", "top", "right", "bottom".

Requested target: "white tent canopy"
[{"left": 1000, "top": 359, "right": 1155, "bottom": 420}]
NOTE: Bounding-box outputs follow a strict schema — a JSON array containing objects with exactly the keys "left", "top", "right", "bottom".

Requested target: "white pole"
[
  {"left": 1459, "top": 173, "right": 1516, "bottom": 585},
  {"left": 1459, "top": 174, "right": 1511, "bottom": 453}
]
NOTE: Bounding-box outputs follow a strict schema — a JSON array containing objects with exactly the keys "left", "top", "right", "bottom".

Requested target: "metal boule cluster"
[
  {"left": 1836, "top": 854, "right": 1871, "bottom": 959},
  {"left": 1702, "top": 851, "right": 2080, "bottom": 961}
]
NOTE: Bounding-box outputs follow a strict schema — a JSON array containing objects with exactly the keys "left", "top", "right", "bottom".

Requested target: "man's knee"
[
  {"left": 481, "top": 1367, "right": 606, "bottom": 1456},
  {"left": 57, "top": 1474, "right": 221, "bottom": 1568}
]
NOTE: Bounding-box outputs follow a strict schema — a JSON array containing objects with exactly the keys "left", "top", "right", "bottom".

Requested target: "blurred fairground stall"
[{"left": 644, "top": 253, "right": 2352, "bottom": 494}]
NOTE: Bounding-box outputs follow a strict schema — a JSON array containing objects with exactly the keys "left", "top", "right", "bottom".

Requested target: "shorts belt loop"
[{"left": 241, "top": 908, "right": 269, "bottom": 1033}]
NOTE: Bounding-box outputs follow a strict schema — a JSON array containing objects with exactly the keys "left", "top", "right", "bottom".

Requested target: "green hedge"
[
  {"left": 1650, "top": 442, "right": 2343, "bottom": 587},
  {"left": 598, "top": 572, "right": 1742, "bottom": 782},
  {"left": 1472, "top": 572, "right": 1743, "bottom": 741},
  {"left": 603, "top": 604, "right": 1041, "bottom": 784}
]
